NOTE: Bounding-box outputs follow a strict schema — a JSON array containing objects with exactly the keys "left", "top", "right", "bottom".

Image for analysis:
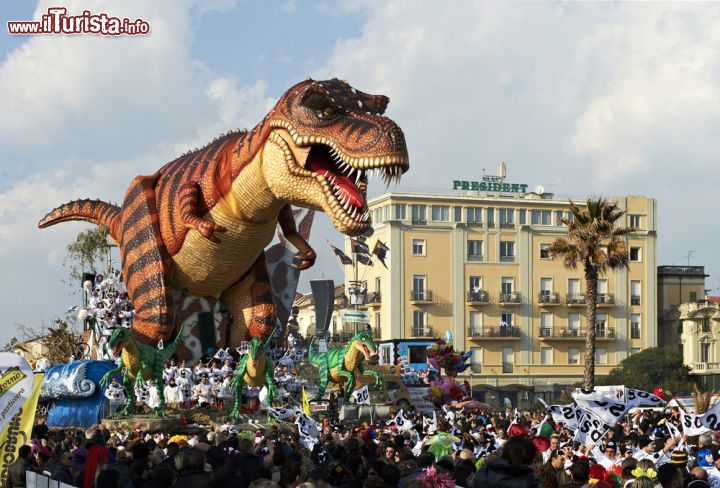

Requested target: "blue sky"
[{"left": 2, "top": 1, "right": 720, "bottom": 343}]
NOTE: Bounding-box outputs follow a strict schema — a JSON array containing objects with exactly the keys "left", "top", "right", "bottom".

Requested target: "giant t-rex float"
[{"left": 38, "top": 78, "right": 408, "bottom": 400}]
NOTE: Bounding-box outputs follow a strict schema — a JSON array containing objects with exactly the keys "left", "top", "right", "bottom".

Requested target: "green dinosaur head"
[
  {"left": 350, "top": 331, "right": 378, "bottom": 362},
  {"left": 107, "top": 327, "right": 132, "bottom": 358},
  {"left": 263, "top": 78, "right": 409, "bottom": 237},
  {"left": 247, "top": 337, "right": 265, "bottom": 368}
]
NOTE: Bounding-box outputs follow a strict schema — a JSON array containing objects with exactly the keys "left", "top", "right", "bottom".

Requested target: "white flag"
[
  {"left": 624, "top": 388, "right": 665, "bottom": 408},
  {"left": 548, "top": 404, "right": 583, "bottom": 430},
  {"left": 423, "top": 411, "right": 438, "bottom": 434},
  {"left": 680, "top": 410, "right": 709, "bottom": 436},
  {"left": 393, "top": 409, "right": 413, "bottom": 431},
  {"left": 574, "top": 411, "right": 611, "bottom": 445},
  {"left": 353, "top": 385, "right": 371, "bottom": 405}
]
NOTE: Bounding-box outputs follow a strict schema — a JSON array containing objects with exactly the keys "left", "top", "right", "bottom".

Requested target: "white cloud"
[
  {"left": 315, "top": 0, "right": 720, "bottom": 282},
  {"left": 0, "top": 0, "right": 274, "bottom": 337}
]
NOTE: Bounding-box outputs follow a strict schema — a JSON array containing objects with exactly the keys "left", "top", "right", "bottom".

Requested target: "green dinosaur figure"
[
  {"left": 99, "top": 324, "right": 185, "bottom": 417},
  {"left": 308, "top": 331, "right": 381, "bottom": 403},
  {"left": 229, "top": 335, "right": 276, "bottom": 419}
]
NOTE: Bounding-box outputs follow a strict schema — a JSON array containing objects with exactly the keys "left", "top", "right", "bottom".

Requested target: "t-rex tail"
[{"left": 38, "top": 199, "right": 121, "bottom": 242}]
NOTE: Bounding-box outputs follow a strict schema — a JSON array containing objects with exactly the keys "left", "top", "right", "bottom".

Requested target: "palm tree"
[{"left": 548, "top": 198, "right": 634, "bottom": 392}]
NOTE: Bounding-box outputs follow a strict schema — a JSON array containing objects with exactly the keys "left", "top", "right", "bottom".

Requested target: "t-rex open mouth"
[{"left": 306, "top": 144, "right": 366, "bottom": 212}]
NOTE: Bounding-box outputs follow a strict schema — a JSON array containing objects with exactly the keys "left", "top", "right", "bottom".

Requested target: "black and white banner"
[
  {"left": 575, "top": 410, "right": 611, "bottom": 445},
  {"left": 572, "top": 393, "right": 632, "bottom": 427},
  {"left": 679, "top": 400, "right": 720, "bottom": 435},
  {"left": 548, "top": 403, "right": 584, "bottom": 430},
  {"left": 624, "top": 388, "right": 665, "bottom": 408},
  {"left": 353, "top": 385, "right": 371, "bottom": 405}
]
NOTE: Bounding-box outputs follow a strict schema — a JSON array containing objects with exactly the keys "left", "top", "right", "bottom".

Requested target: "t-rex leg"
[
  {"left": 230, "top": 359, "right": 247, "bottom": 420},
  {"left": 118, "top": 372, "right": 134, "bottom": 416},
  {"left": 178, "top": 181, "right": 227, "bottom": 241},
  {"left": 335, "top": 368, "right": 356, "bottom": 403},
  {"left": 220, "top": 253, "right": 275, "bottom": 347},
  {"left": 315, "top": 359, "right": 330, "bottom": 401},
  {"left": 119, "top": 174, "right": 175, "bottom": 344}
]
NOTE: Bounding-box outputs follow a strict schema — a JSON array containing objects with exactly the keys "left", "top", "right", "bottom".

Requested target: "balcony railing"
[
  {"left": 499, "top": 222, "right": 515, "bottom": 229},
  {"left": 693, "top": 362, "right": 720, "bottom": 373},
  {"left": 539, "top": 327, "right": 616, "bottom": 339},
  {"left": 410, "top": 290, "right": 433, "bottom": 302},
  {"left": 411, "top": 219, "right": 427, "bottom": 225},
  {"left": 499, "top": 256, "right": 515, "bottom": 263},
  {"left": 411, "top": 326, "right": 434, "bottom": 338},
  {"left": 466, "top": 221, "right": 483, "bottom": 227},
  {"left": 538, "top": 292, "right": 561, "bottom": 305},
  {"left": 467, "top": 254, "right": 484, "bottom": 262},
  {"left": 366, "top": 292, "right": 382, "bottom": 305},
  {"left": 502, "top": 363, "right": 514, "bottom": 374},
  {"left": 597, "top": 293, "right": 616, "bottom": 306},
  {"left": 467, "top": 290, "right": 490, "bottom": 304},
  {"left": 471, "top": 363, "right": 482, "bottom": 373},
  {"left": 566, "top": 294, "right": 586, "bottom": 306},
  {"left": 468, "top": 326, "right": 521, "bottom": 338},
  {"left": 499, "top": 292, "right": 522, "bottom": 304}
]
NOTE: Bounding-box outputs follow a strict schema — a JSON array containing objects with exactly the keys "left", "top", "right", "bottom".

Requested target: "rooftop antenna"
[{"left": 683, "top": 250, "right": 695, "bottom": 266}]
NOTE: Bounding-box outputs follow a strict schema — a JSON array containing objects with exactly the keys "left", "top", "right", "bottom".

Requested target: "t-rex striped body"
[
  {"left": 308, "top": 331, "right": 381, "bottom": 403},
  {"left": 39, "top": 78, "right": 408, "bottom": 397}
]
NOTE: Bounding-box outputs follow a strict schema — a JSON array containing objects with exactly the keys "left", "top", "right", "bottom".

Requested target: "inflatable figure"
[
  {"left": 309, "top": 331, "right": 381, "bottom": 403},
  {"left": 38, "top": 78, "right": 409, "bottom": 397},
  {"left": 229, "top": 335, "right": 276, "bottom": 419},
  {"left": 99, "top": 324, "right": 185, "bottom": 416}
]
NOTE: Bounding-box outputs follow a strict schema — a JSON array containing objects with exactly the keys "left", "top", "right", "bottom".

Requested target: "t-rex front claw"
[{"left": 293, "top": 249, "right": 316, "bottom": 270}]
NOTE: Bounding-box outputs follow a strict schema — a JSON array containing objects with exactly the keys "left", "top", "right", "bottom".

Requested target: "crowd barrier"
[{"left": 26, "top": 470, "right": 76, "bottom": 488}]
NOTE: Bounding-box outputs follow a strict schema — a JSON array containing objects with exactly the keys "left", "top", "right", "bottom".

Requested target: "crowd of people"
[{"left": 11, "top": 402, "right": 720, "bottom": 488}]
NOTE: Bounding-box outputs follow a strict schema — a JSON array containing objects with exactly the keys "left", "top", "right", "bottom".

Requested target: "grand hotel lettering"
[{"left": 452, "top": 177, "right": 529, "bottom": 193}]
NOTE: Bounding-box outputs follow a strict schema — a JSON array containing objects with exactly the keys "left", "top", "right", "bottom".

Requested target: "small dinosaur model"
[
  {"left": 229, "top": 335, "right": 276, "bottom": 419},
  {"left": 99, "top": 324, "right": 184, "bottom": 417},
  {"left": 308, "top": 331, "right": 381, "bottom": 403},
  {"left": 38, "top": 78, "right": 409, "bottom": 369}
]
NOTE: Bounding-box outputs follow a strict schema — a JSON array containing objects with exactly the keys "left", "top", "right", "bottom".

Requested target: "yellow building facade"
[{"left": 345, "top": 187, "right": 657, "bottom": 403}]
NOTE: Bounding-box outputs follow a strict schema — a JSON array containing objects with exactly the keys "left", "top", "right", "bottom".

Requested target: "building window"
[
  {"left": 531, "top": 210, "right": 552, "bottom": 225},
  {"left": 631, "top": 314, "right": 641, "bottom": 339},
  {"left": 540, "top": 244, "right": 551, "bottom": 259},
  {"left": 596, "top": 313, "right": 608, "bottom": 336},
  {"left": 411, "top": 205, "right": 427, "bottom": 224},
  {"left": 518, "top": 209, "right": 526, "bottom": 225},
  {"left": 630, "top": 246, "right": 642, "bottom": 262},
  {"left": 431, "top": 205, "right": 449, "bottom": 222},
  {"left": 690, "top": 291, "right": 698, "bottom": 302},
  {"left": 540, "top": 278, "right": 552, "bottom": 296},
  {"left": 629, "top": 215, "right": 641, "bottom": 228},
  {"left": 499, "top": 208, "right": 514, "bottom": 228},
  {"left": 502, "top": 347, "right": 514, "bottom": 373},
  {"left": 568, "top": 347, "right": 580, "bottom": 365},
  {"left": 412, "top": 239, "right": 426, "bottom": 256},
  {"left": 469, "top": 276, "right": 482, "bottom": 291},
  {"left": 501, "top": 277, "right": 513, "bottom": 296},
  {"left": 471, "top": 348, "right": 482, "bottom": 372},
  {"left": 394, "top": 204, "right": 406, "bottom": 220},
  {"left": 486, "top": 208, "right": 495, "bottom": 228},
  {"left": 540, "top": 312, "right": 552, "bottom": 335},
  {"left": 596, "top": 347, "right": 608, "bottom": 365},
  {"left": 631, "top": 281, "right": 641, "bottom": 305},
  {"left": 469, "top": 311, "right": 482, "bottom": 335},
  {"left": 568, "top": 314, "right": 581, "bottom": 333},
  {"left": 499, "top": 241, "right": 515, "bottom": 262},
  {"left": 501, "top": 311, "right": 513, "bottom": 327},
  {"left": 467, "top": 207, "right": 483, "bottom": 226},
  {"left": 454, "top": 206, "right": 462, "bottom": 222},
  {"left": 701, "top": 341, "right": 710, "bottom": 363},
  {"left": 412, "top": 311, "right": 426, "bottom": 336},
  {"left": 373, "top": 208, "right": 383, "bottom": 224},
  {"left": 468, "top": 240, "right": 483, "bottom": 260},
  {"left": 702, "top": 317, "right": 711, "bottom": 333},
  {"left": 540, "top": 347, "right": 552, "bottom": 365},
  {"left": 375, "top": 277, "right": 381, "bottom": 293},
  {"left": 555, "top": 210, "right": 564, "bottom": 226}
]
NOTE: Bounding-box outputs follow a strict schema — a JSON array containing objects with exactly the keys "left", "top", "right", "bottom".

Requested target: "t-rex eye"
[{"left": 317, "top": 107, "right": 337, "bottom": 120}]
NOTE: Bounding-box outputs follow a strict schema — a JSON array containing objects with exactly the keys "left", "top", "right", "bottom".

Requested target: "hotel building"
[{"left": 343, "top": 176, "right": 657, "bottom": 405}]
